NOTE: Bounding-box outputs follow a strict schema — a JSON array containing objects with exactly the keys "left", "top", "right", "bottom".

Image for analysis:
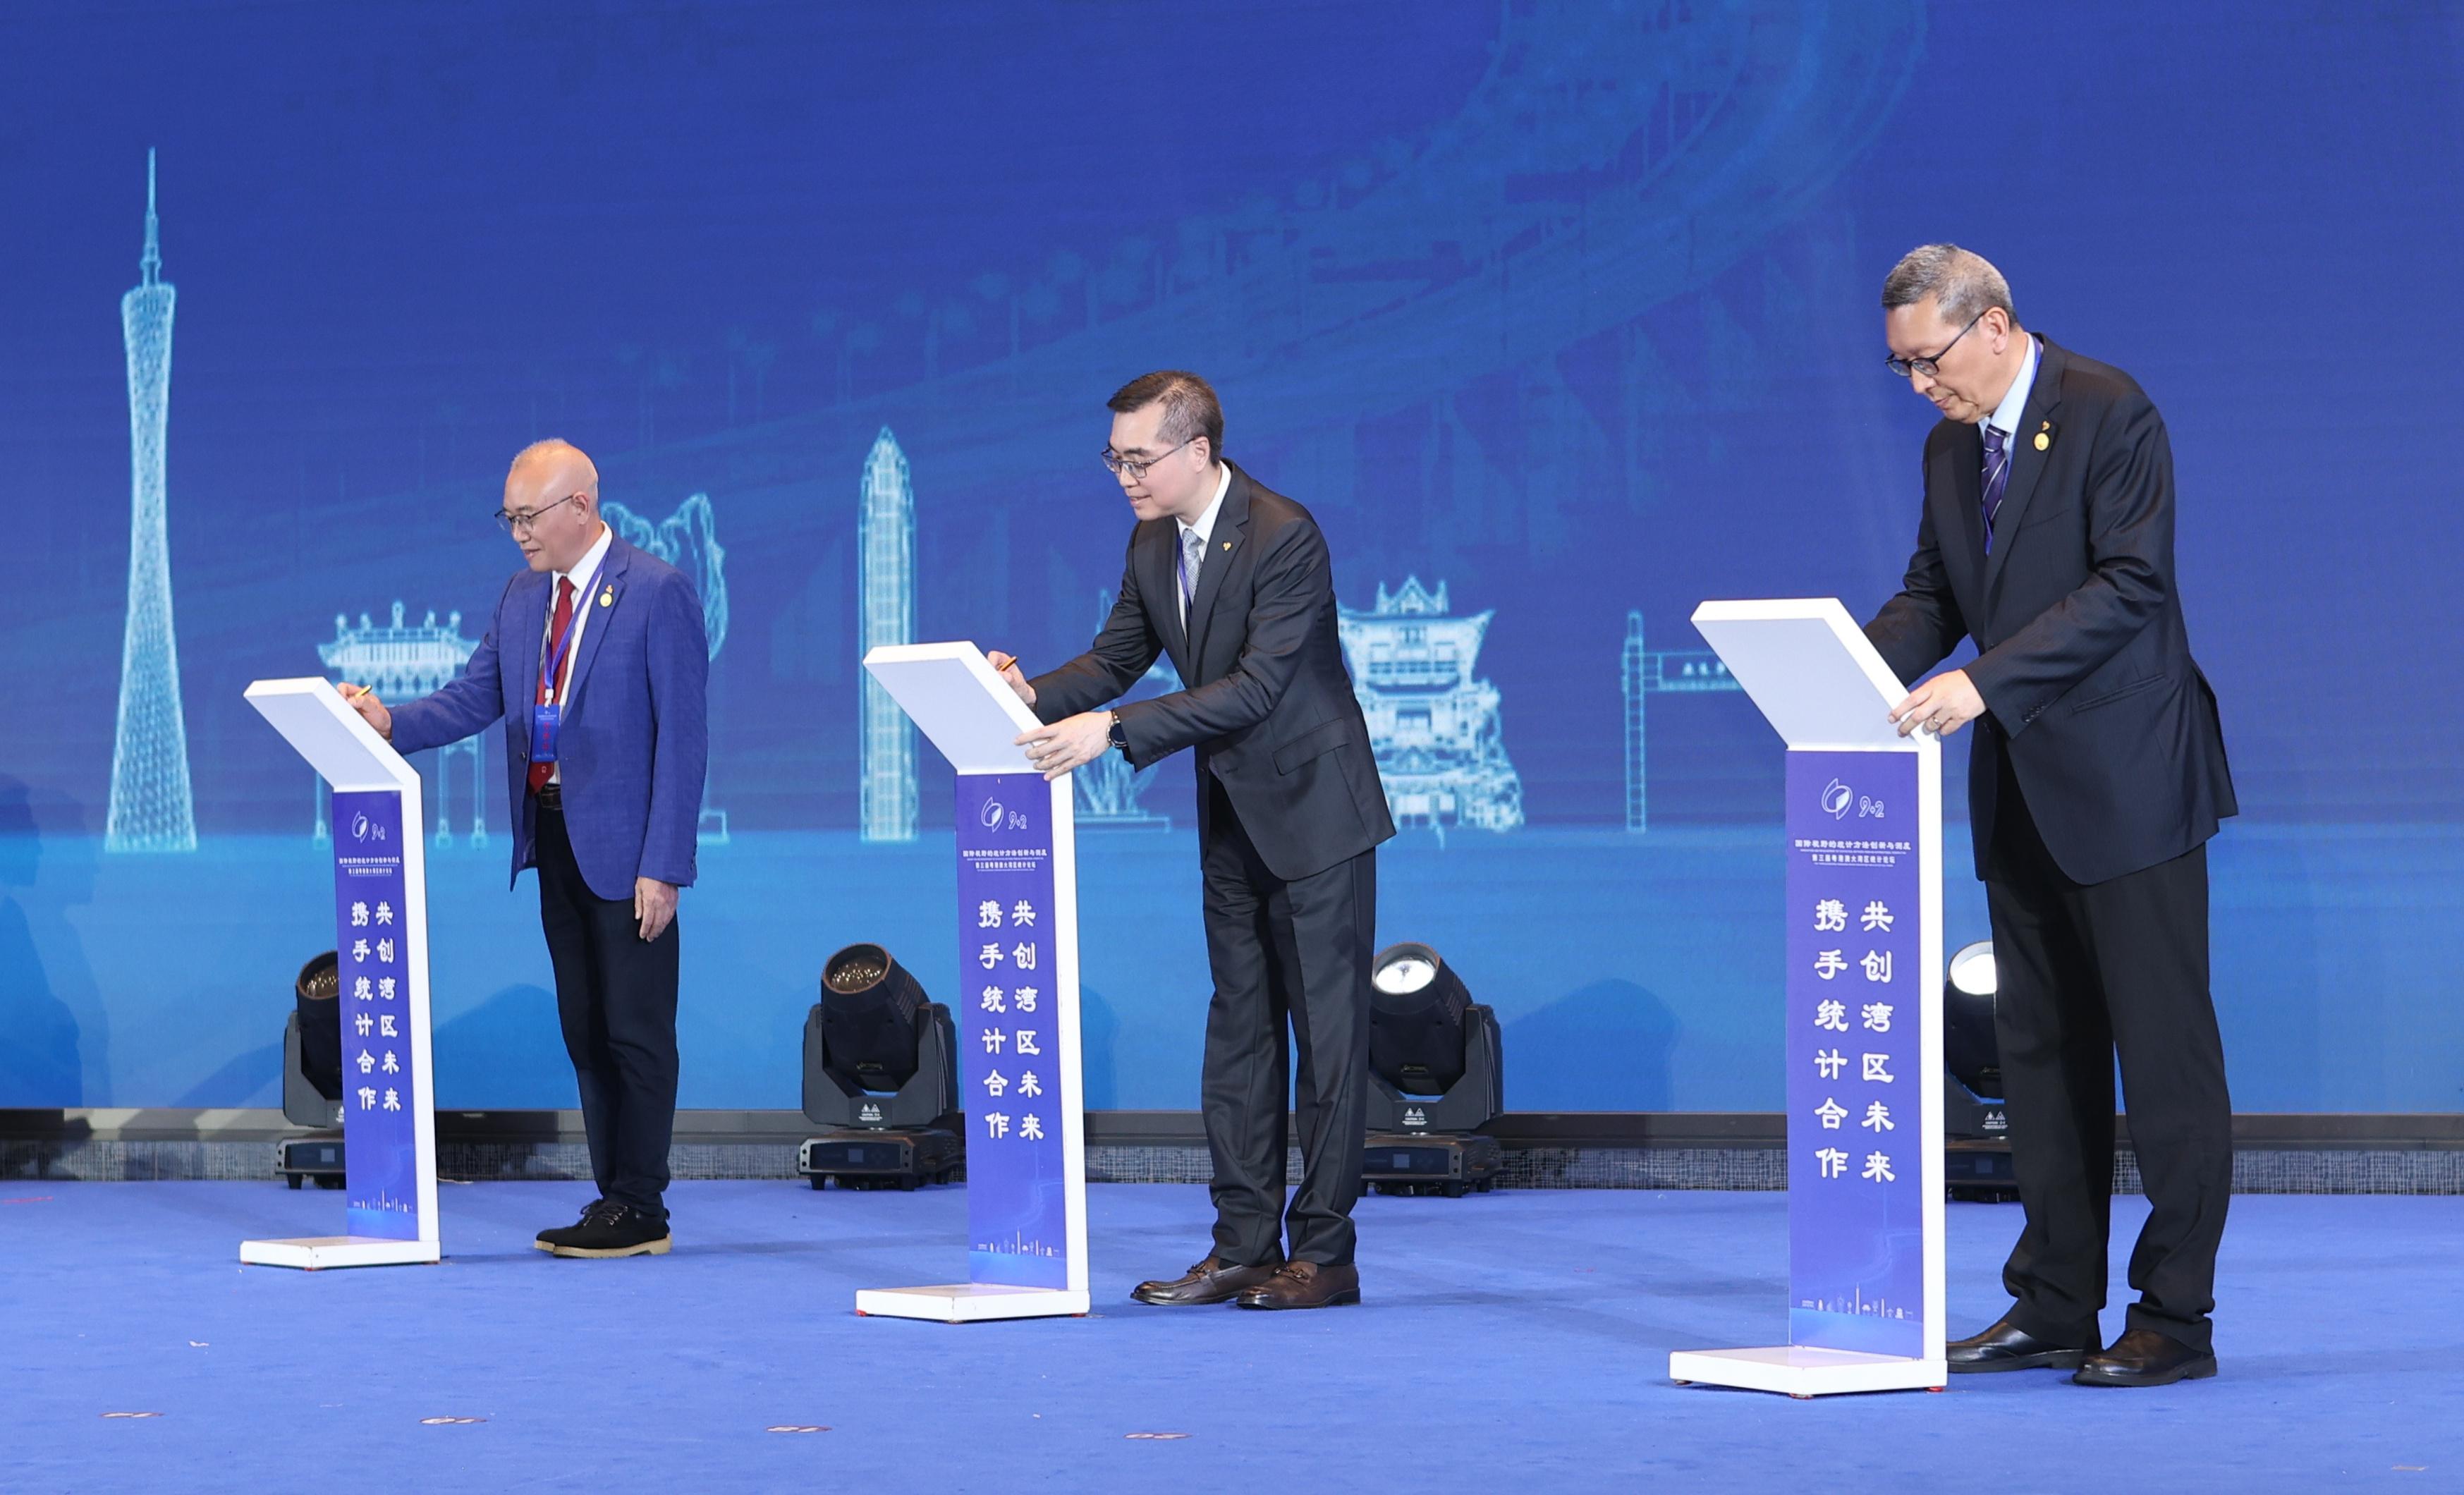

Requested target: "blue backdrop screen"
[{"left": 3, "top": 1, "right": 2458, "bottom": 1112}]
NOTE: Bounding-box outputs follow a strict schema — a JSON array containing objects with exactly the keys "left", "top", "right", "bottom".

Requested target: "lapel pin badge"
[
  {"left": 1220, "top": 541, "right": 1231, "bottom": 551},
  {"left": 2034, "top": 420, "right": 2052, "bottom": 452},
  {"left": 599, "top": 587, "right": 614, "bottom": 607}
]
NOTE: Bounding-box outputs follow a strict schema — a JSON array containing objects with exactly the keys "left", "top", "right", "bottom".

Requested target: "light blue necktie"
[{"left": 1178, "top": 527, "right": 1205, "bottom": 617}]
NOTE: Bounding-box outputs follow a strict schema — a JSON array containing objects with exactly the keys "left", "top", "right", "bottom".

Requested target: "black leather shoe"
[
  {"left": 534, "top": 1199, "right": 672, "bottom": 1258},
  {"left": 1130, "top": 1255, "right": 1283, "bottom": 1305},
  {"left": 2073, "top": 1328, "right": 2216, "bottom": 1387},
  {"left": 1235, "top": 1259, "right": 1361, "bottom": 1310},
  {"left": 1946, "top": 1315, "right": 2092, "bottom": 1373}
]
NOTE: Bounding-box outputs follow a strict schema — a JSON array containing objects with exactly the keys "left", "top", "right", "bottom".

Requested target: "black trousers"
[
  {"left": 1197, "top": 778, "right": 1377, "bottom": 1267},
  {"left": 1983, "top": 752, "right": 2232, "bottom": 1353},
  {"left": 535, "top": 796, "right": 681, "bottom": 1221}
]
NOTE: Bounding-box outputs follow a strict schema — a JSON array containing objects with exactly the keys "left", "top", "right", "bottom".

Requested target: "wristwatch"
[{"left": 1106, "top": 710, "right": 1129, "bottom": 755}]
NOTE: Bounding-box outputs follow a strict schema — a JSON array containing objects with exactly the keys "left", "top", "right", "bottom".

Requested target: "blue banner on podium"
[
  {"left": 1785, "top": 751, "right": 1923, "bottom": 1358},
  {"left": 329, "top": 790, "right": 422, "bottom": 1242},
  {"left": 953, "top": 774, "right": 1071, "bottom": 1290}
]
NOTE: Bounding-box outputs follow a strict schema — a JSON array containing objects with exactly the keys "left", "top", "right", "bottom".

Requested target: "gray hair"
[{"left": 1880, "top": 244, "right": 2015, "bottom": 326}]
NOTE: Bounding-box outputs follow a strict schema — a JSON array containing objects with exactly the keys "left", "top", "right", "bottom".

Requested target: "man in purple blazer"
[{"left": 340, "top": 439, "right": 708, "bottom": 1258}]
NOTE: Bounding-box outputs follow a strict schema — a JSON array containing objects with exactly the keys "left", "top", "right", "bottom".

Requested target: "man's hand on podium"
[
  {"left": 634, "top": 878, "right": 678, "bottom": 941},
  {"left": 985, "top": 650, "right": 1037, "bottom": 708},
  {"left": 1889, "top": 668, "right": 1984, "bottom": 738},
  {"left": 336, "top": 681, "right": 394, "bottom": 741},
  {"left": 1017, "top": 712, "right": 1114, "bottom": 782}
]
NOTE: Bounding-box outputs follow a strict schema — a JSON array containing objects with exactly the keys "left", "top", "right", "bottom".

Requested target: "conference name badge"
[{"left": 530, "top": 702, "right": 562, "bottom": 764}]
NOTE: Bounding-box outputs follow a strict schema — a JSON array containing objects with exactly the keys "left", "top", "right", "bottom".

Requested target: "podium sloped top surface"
[
  {"left": 1689, "top": 599, "right": 1913, "bottom": 750},
  {"left": 863, "top": 642, "right": 1042, "bottom": 774},
  {"left": 245, "top": 678, "right": 416, "bottom": 790}
]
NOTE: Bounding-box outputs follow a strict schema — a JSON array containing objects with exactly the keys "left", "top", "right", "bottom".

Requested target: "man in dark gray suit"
[
  {"left": 993, "top": 370, "right": 1394, "bottom": 1310},
  {"left": 1865, "top": 245, "right": 2236, "bottom": 1387}
]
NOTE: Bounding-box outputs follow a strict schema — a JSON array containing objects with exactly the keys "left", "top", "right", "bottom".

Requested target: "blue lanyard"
[{"left": 539, "top": 561, "right": 604, "bottom": 702}]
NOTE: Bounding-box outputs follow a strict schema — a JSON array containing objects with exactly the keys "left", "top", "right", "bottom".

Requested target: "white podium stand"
[
  {"left": 853, "top": 642, "right": 1091, "bottom": 1322},
  {"left": 1668, "top": 600, "right": 1946, "bottom": 1396},
  {"left": 239, "top": 678, "right": 441, "bottom": 1269}
]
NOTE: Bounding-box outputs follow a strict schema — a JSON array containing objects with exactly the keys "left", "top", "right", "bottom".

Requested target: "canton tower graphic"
[
  {"left": 106, "top": 149, "right": 197, "bottom": 853},
  {"left": 858, "top": 427, "right": 917, "bottom": 842}
]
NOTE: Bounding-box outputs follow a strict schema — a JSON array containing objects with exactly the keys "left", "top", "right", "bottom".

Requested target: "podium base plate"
[
  {"left": 855, "top": 1283, "right": 1091, "bottom": 1323},
  {"left": 1668, "top": 1345, "right": 1946, "bottom": 1397},
  {"left": 240, "top": 1236, "right": 441, "bottom": 1271}
]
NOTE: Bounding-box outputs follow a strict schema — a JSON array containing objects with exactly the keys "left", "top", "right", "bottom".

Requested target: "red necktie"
[{"left": 527, "top": 578, "right": 576, "bottom": 793}]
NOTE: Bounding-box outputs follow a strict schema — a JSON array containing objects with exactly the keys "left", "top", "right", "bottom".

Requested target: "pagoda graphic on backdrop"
[
  {"left": 314, "top": 603, "right": 484, "bottom": 846},
  {"left": 858, "top": 427, "right": 917, "bottom": 841},
  {"left": 605, "top": 492, "right": 731, "bottom": 843},
  {"left": 1336, "top": 577, "right": 1522, "bottom": 831},
  {"left": 106, "top": 149, "right": 197, "bottom": 853}
]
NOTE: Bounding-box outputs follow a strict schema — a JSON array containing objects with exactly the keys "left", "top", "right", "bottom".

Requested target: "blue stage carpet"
[{"left": 5, "top": 1182, "right": 2458, "bottom": 1492}]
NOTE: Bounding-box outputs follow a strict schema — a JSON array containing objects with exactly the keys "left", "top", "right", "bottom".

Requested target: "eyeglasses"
[
  {"left": 1884, "top": 311, "right": 1985, "bottom": 379},
  {"left": 1100, "top": 439, "right": 1193, "bottom": 482},
  {"left": 494, "top": 492, "right": 584, "bottom": 535}
]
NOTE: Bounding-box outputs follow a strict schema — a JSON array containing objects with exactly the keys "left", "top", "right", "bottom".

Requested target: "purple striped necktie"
[{"left": 1980, "top": 422, "right": 2011, "bottom": 553}]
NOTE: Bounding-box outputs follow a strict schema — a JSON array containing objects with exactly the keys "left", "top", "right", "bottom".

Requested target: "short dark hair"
[{"left": 1106, "top": 370, "right": 1223, "bottom": 459}]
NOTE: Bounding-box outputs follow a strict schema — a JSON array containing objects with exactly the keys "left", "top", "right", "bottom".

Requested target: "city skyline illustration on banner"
[{"left": 3, "top": 0, "right": 2459, "bottom": 1116}]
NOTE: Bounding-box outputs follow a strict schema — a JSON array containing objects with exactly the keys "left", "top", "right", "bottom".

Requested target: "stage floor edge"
[
  {"left": 855, "top": 1283, "right": 1092, "bottom": 1322},
  {"left": 1668, "top": 1345, "right": 1947, "bottom": 1397},
  {"left": 238, "top": 1236, "right": 442, "bottom": 1270}
]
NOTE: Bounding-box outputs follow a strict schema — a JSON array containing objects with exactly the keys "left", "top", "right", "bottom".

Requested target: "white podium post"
[
  {"left": 853, "top": 642, "right": 1091, "bottom": 1322},
  {"left": 238, "top": 678, "right": 442, "bottom": 1269},
  {"left": 1669, "top": 600, "right": 1946, "bottom": 1396}
]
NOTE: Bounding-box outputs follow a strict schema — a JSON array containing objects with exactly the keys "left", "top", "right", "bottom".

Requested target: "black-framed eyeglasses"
[
  {"left": 494, "top": 492, "right": 584, "bottom": 535},
  {"left": 1884, "top": 310, "right": 1985, "bottom": 379},
  {"left": 1100, "top": 439, "right": 1193, "bottom": 482}
]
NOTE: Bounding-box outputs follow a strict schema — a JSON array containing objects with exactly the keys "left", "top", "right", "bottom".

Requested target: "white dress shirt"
[
  {"left": 1984, "top": 334, "right": 2043, "bottom": 444},
  {"left": 1175, "top": 463, "right": 1231, "bottom": 628},
  {"left": 539, "top": 521, "right": 614, "bottom": 784}
]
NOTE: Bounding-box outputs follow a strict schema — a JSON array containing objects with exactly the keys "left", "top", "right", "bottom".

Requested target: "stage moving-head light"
[
  {"left": 1941, "top": 938, "right": 2015, "bottom": 1200},
  {"left": 1362, "top": 941, "right": 1504, "bottom": 1197},
  {"left": 276, "top": 951, "right": 348, "bottom": 1190},
  {"left": 800, "top": 943, "right": 960, "bottom": 1190},
  {"left": 1370, "top": 942, "right": 1475, "bottom": 1094},
  {"left": 1944, "top": 939, "right": 2001, "bottom": 1100},
  {"left": 819, "top": 942, "right": 929, "bottom": 1092}
]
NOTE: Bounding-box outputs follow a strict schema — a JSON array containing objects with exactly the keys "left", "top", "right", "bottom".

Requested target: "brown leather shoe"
[
  {"left": 1234, "top": 1259, "right": 1360, "bottom": 1310},
  {"left": 1130, "top": 1255, "right": 1283, "bottom": 1306}
]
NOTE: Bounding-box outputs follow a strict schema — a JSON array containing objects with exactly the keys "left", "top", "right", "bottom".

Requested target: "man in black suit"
[
  {"left": 992, "top": 370, "right": 1394, "bottom": 1311},
  {"left": 1865, "top": 245, "right": 2237, "bottom": 1387}
]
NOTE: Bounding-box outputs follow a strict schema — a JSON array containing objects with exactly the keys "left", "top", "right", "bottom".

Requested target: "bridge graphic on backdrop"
[
  {"left": 639, "top": 0, "right": 1925, "bottom": 525},
  {"left": 106, "top": 149, "right": 196, "bottom": 854},
  {"left": 257, "top": 0, "right": 1924, "bottom": 834}
]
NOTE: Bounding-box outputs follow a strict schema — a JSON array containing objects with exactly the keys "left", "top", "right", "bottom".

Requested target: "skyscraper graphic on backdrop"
[
  {"left": 106, "top": 149, "right": 196, "bottom": 853},
  {"left": 858, "top": 427, "right": 917, "bottom": 842}
]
